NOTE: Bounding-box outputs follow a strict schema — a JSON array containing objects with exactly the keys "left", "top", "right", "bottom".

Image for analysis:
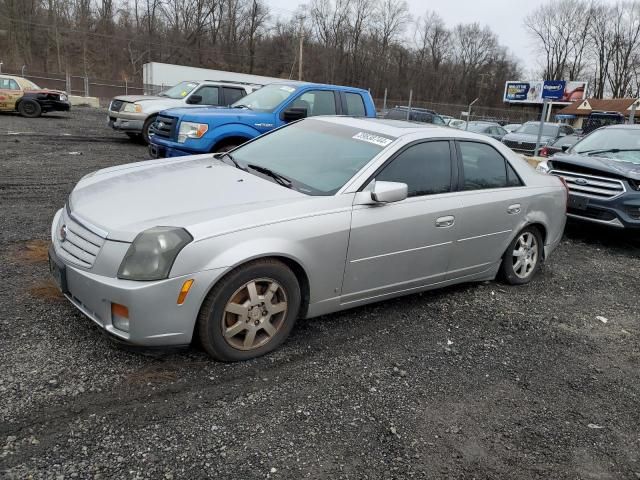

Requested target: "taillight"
[{"left": 539, "top": 147, "right": 549, "bottom": 157}]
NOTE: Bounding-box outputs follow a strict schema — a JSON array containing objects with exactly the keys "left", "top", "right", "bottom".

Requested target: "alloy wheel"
[
  {"left": 221, "top": 278, "right": 288, "bottom": 351},
  {"left": 512, "top": 232, "right": 539, "bottom": 279}
]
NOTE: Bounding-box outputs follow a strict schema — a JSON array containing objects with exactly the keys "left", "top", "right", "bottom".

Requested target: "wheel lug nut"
[{"left": 254, "top": 320, "right": 259, "bottom": 326}]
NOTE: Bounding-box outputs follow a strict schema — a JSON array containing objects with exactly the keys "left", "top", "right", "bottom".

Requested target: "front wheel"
[
  {"left": 197, "top": 259, "right": 301, "bottom": 362},
  {"left": 141, "top": 115, "right": 157, "bottom": 144},
  {"left": 18, "top": 100, "right": 42, "bottom": 118},
  {"left": 500, "top": 227, "right": 543, "bottom": 285}
]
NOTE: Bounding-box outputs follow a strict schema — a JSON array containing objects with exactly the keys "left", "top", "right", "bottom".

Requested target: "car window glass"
[
  {"left": 506, "top": 163, "right": 523, "bottom": 187},
  {"left": 193, "top": 86, "right": 219, "bottom": 105},
  {"left": 385, "top": 109, "right": 407, "bottom": 120},
  {"left": 376, "top": 141, "right": 452, "bottom": 197},
  {"left": 0, "top": 78, "right": 20, "bottom": 90},
  {"left": 460, "top": 142, "right": 509, "bottom": 190},
  {"left": 292, "top": 90, "right": 336, "bottom": 116},
  {"left": 345, "top": 92, "right": 366, "bottom": 116},
  {"left": 432, "top": 115, "right": 445, "bottom": 125},
  {"left": 223, "top": 87, "right": 244, "bottom": 105}
]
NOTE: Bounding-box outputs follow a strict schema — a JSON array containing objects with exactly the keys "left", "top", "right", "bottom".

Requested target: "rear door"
[
  {"left": 342, "top": 140, "right": 460, "bottom": 304},
  {"left": 222, "top": 87, "right": 246, "bottom": 106},
  {"left": 0, "top": 77, "right": 23, "bottom": 111},
  {"left": 447, "top": 141, "right": 528, "bottom": 279}
]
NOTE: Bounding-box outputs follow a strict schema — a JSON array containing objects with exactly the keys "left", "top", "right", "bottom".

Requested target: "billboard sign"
[{"left": 504, "top": 80, "right": 587, "bottom": 104}]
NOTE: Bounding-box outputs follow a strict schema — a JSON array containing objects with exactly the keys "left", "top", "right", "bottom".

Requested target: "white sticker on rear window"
[
  {"left": 280, "top": 86, "right": 295, "bottom": 93},
  {"left": 352, "top": 132, "right": 393, "bottom": 147}
]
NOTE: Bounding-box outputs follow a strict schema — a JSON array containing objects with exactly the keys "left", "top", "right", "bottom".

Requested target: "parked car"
[
  {"left": 504, "top": 123, "right": 522, "bottom": 133},
  {"left": 108, "top": 80, "right": 260, "bottom": 143},
  {"left": 537, "top": 124, "right": 640, "bottom": 229},
  {"left": 49, "top": 116, "right": 567, "bottom": 361},
  {"left": 148, "top": 82, "right": 376, "bottom": 157},
  {"left": 581, "top": 111, "right": 626, "bottom": 135},
  {"left": 466, "top": 121, "right": 508, "bottom": 140},
  {"left": 538, "top": 134, "right": 581, "bottom": 157},
  {"left": 502, "top": 122, "right": 575, "bottom": 156},
  {"left": 0, "top": 74, "right": 70, "bottom": 117},
  {"left": 448, "top": 119, "right": 467, "bottom": 130},
  {"left": 384, "top": 106, "right": 446, "bottom": 125}
]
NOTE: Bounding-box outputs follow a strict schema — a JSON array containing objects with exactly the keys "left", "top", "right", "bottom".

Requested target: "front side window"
[
  {"left": 193, "top": 86, "right": 219, "bottom": 105},
  {"left": 460, "top": 142, "right": 516, "bottom": 190},
  {"left": 230, "top": 119, "right": 393, "bottom": 195},
  {"left": 376, "top": 141, "right": 452, "bottom": 197},
  {"left": 345, "top": 92, "right": 366, "bottom": 116},
  {"left": 290, "top": 90, "right": 337, "bottom": 116}
]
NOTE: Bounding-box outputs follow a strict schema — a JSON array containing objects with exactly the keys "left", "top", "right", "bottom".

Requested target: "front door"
[{"left": 341, "top": 140, "right": 460, "bottom": 305}]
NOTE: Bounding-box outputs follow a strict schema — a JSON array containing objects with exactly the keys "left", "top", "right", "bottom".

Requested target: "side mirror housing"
[
  {"left": 280, "top": 107, "right": 307, "bottom": 122},
  {"left": 561, "top": 144, "right": 571, "bottom": 152},
  {"left": 371, "top": 181, "right": 408, "bottom": 203},
  {"left": 186, "top": 94, "right": 203, "bottom": 105}
]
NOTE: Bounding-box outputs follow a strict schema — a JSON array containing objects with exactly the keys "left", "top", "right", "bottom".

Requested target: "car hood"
[
  {"left": 69, "top": 156, "right": 311, "bottom": 242},
  {"left": 503, "top": 132, "right": 554, "bottom": 143},
  {"left": 113, "top": 95, "right": 167, "bottom": 103},
  {"left": 26, "top": 89, "right": 66, "bottom": 95},
  {"left": 549, "top": 153, "right": 640, "bottom": 180}
]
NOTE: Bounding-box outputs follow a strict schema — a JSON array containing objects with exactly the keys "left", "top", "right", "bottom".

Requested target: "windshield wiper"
[
  {"left": 582, "top": 148, "right": 640, "bottom": 156},
  {"left": 217, "top": 152, "right": 246, "bottom": 171},
  {"left": 247, "top": 164, "right": 292, "bottom": 188}
]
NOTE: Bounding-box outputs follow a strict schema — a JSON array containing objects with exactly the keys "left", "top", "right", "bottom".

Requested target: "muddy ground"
[{"left": 1, "top": 108, "right": 639, "bottom": 479}]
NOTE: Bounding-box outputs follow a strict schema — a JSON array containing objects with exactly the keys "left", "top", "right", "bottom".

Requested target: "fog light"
[{"left": 111, "top": 303, "right": 130, "bottom": 332}]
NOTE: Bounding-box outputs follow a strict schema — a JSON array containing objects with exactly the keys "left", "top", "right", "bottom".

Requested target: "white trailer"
[{"left": 142, "top": 62, "right": 285, "bottom": 94}]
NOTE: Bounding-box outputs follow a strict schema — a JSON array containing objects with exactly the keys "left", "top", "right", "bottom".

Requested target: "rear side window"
[
  {"left": 385, "top": 108, "right": 406, "bottom": 120},
  {"left": 292, "top": 90, "right": 337, "bottom": 116},
  {"left": 376, "top": 141, "right": 452, "bottom": 197},
  {"left": 345, "top": 93, "right": 366, "bottom": 116},
  {"left": 223, "top": 87, "right": 245, "bottom": 105},
  {"left": 460, "top": 142, "right": 521, "bottom": 190},
  {"left": 0, "top": 78, "right": 19, "bottom": 90}
]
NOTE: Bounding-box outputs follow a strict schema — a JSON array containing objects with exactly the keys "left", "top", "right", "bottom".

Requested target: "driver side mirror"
[
  {"left": 280, "top": 107, "right": 307, "bottom": 122},
  {"left": 561, "top": 144, "right": 571, "bottom": 152},
  {"left": 370, "top": 181, "right": 408, "bottom": 203},
  {"left": 186, "top": 94, "right": 202, "bottom": 105}
]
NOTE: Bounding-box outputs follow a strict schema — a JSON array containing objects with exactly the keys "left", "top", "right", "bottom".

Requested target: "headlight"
[
  {"left": 536, "top": 160, "right": 550, "bottom": 174},
  {"left": 117, "top": 227, "right": 192, "bottom": 281},
  {"left": 178, "top": 122, "right": 208, "bottom": 143},
  {"left": 123, "top": 103, "right": 143, "bottom": 113},
  {"left": 59, "top": 94, "right": 68, "bottom": 101}
]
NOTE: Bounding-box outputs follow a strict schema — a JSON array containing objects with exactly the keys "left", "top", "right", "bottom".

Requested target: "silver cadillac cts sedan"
[{"left": 49, "top": 117, "right": 567, "bottom": 361}]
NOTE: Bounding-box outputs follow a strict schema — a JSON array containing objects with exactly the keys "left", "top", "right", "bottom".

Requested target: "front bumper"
[
  {"left": 566, "top": 192, "right": 640, "bottom": 229},
  {"left": 148, "top": 137, "right": 197, "bottom": 158},
  {"left": 41, "top": 99, "right": 71, "bottom": 112},
  {"left": 108, "top": 115, "right": 145, "bottom": 133},
  {"left": 49, "top": 237, "right": 225, "bottom": 347}
]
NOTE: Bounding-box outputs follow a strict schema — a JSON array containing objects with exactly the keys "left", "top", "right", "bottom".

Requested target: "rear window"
[{"left": 345, "top": 93, "right": 366, "bottom": 116}]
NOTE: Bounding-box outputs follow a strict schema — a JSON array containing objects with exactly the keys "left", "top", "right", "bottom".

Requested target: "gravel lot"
[{"left": 1, "top": 107, "right": 639, "bottom": 479}]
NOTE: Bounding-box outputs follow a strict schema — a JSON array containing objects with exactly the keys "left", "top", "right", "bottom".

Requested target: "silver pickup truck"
[{"left": 107, "top": 80, "right": 260, "bottom": 144}]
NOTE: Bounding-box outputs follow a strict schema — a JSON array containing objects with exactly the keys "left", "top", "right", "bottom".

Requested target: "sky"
[{"left": 266, "top": 0, "right": 565, "bottom": 77}]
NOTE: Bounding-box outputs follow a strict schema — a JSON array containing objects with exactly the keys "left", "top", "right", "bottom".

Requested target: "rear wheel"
[
  {"left": 141, "top": 115, "right": 157, "bottom": 144},
  {"left": 18, "top": 100, "right": 42, "bottom": 118},
  {"left": 500, "top": 227, "right": 543, "bottom": 285},
  {"left": 197, "top": 259, "right": 301, "bottom": 362}
]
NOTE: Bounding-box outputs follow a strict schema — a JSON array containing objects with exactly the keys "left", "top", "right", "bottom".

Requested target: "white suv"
[{"left": 108, "top": 80, "right": 260, "bottom": 143}]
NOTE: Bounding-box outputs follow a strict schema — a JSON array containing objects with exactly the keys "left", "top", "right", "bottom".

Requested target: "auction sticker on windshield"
[{"left": 352, "top": 132, "right": 393, "bottom": 147}]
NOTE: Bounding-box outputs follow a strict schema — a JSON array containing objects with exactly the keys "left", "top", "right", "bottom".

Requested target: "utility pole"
[{"left": 298, "top": 19, "right": 304, "bottom": 81}]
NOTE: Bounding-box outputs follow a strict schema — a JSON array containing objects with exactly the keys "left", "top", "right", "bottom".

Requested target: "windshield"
[
  {"left": 230, "top": 119, "right": 393, "bottom": 195},
  {"left": 516, "top": 123, "right": 559, "bottom": 136},
  {"left": 159, "top": 81, "right": 199, "bottom": 99},
  {"left": 572, "top": 128, "right": 640, "bottom": 163},
  {"left": 231, "top": 84, "right": 297, "bottom": 112},
  {"left": 468, "top": 123, "right": 490, "bottom": 133}
]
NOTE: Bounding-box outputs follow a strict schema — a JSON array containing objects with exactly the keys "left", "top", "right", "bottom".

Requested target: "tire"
[
  {"left": 214, "top": 143, "right": 240, "bottom": 153},
  {"left": 197, "top": 259, "right": 301, "bottom": 362},
  {"left": 500, "top": 226, "right": 543, "bottom": 285},
  {"left": 141, "top": 115, "right": 157, "bottom": 145},
  {"left": 18, "top": 99, "right": 42, "bottom": 118}
]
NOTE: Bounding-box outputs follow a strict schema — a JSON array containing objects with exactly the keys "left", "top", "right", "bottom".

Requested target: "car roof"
[
  {"left": 0, "top": 74, "right": 23, "bottom": 81},
  {"left": 311, "top": 116, "right": 494, "bottom": 139},
  {"left": 267, "top": 80, "right": 369, "bottom": 94},
  {"left": 602, "top": 123, "right": 640, "bottom": 130}
]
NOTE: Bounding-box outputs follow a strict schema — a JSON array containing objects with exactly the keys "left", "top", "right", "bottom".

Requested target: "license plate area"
[
  {"left": 568, "top": 194, "right": 589, "bottom": 210},
  {"left": 49, "top": 249, "right": 69, "bottom": 294}
]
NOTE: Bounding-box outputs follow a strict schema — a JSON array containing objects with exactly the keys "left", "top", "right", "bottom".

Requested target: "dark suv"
[
  {"left": 537, "top": 124, "right": 640, "bottom": 229},
  {"left": 502, "top": 122, "right": 574, "bottom": 155},
  {"left": 384, "top": 106, "right": 446, "bottom": 125}
]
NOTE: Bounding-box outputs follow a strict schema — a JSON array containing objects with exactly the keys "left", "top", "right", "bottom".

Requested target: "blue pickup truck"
[{"left": 148, "top": 81, "right": 377, "bottom": 157}]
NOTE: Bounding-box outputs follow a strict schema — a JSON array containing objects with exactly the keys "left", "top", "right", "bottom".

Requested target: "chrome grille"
[
  {"left": 503, "top": 140, "right": 536, "bottom": 152},
  {"left": 150, "top": 114, "right": 177, "bottom": 139},
  {"left": 56, "top": 209, "right": 106, "bottom": 268},
  {"left": 550, "top": 169, "right": 625, "bottom": 199},
  {"left": 109, "top": 99, "right": 124, "bottom": 112}
]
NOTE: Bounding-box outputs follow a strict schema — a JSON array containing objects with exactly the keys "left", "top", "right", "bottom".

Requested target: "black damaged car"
[{"left": 537, "top": 124, "right": 640, "bottom": 229}]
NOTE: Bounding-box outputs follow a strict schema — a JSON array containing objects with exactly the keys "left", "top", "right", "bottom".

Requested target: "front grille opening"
[
  {"left": 568, "top": 207, "right": 617, "bottom": 221},
  {"left": 151, "top": 115, "right": 177, "bottom": 139}
]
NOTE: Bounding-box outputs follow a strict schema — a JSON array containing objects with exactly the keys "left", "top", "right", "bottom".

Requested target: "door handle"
[
  {"left": 507, "top": 204, "right": 521, "bottom": 214},
  {"left": 435, "top": 215, "right": 455, "bottom": 228}
]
